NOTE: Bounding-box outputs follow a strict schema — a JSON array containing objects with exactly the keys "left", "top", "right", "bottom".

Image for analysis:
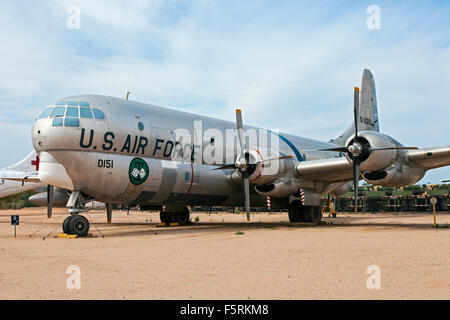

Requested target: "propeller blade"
[
  {"left": 369, "top": 147, "right": 419, "bottom": 151},
  {"left": 236, "top": 109, "right": 246, "bottom": 154},
  {"left": 47, "top": 185, "right": 54, "bottom": 218},
  {"left": 353, "top": 157, "right": 360, "bottom": 213},
  {"left": 242, "top": 176, "right": 251, "bottom": 221},
  {"left": 354, "top": 87, "right": 360, "bottom": 140},
  {"left": 212, "top": 164, "right": 237, "bottom": 170},
  {"left": 255, "top": 155, "right": 293, "bottom": 165},
  {"left": 315, "top": 147, "right": 348, "bottom": 153}
]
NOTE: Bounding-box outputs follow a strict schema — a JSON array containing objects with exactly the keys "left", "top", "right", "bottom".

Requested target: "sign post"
[
  {"left": 431, "top": 197, "right": 437, "bottom": 228},
  {"left": 11, "top": 215, "right": 19, "bottom": 238}
]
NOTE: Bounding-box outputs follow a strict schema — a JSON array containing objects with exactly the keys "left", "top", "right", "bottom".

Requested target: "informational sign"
[
  {"left": 11, "top": 215, "right": 19, "bottom": 238},
  {"left": 11, "top": 215, "right": 19, "bottom": 226}
]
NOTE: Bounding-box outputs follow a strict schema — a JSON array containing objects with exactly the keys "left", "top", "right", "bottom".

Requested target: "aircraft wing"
[
  {"left": 0, "top": 171, "right": 41, "bottom": 183},
  {"left": 2, "top": 177, "right": 41, "bottom": 183},
  {"left": 407, "top": 146, "right": 450, "bottom": 170},
  {"left": 295, "top": 146, "right": 450, "bottom": 183}
]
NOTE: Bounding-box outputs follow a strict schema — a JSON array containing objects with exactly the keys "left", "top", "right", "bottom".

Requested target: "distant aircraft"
[
  {"left": 0, "top": 150, "right": 44, "bottom": 198},
  {"left": 9, "top": 69, "right": 449, "bottom": 236}
]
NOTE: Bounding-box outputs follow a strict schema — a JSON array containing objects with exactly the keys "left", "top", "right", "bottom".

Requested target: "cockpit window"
[
  {"left": 66, "top": 107, "right": 79, "bottom": 117},
  {"left": 44, "top": 100, "right": 105, "bottom": 126},
  {"left": 52, "top": 118, "right": 63, "bottom": 127},
  {"left": 80, "top": 107, "right": 93, "bottom": 118},
  {"left": 51, "top": 107, "right": 66, "bottom": 117},
  {"left": 92, "top": 109, "right": 105, "bottom": 119},
  {"left": 39, "top": 107, "right": 52, "bottom": 118},
  {"left": 64, "top": 118, "right": 80, "bottom": 127}
]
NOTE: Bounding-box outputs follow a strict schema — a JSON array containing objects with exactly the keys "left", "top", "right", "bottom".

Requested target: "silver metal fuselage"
[{"left": 31, "top": 95, "right": 340, "bottom": 207}]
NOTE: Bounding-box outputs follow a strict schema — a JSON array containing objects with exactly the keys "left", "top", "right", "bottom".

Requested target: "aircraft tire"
[
  {"left": 311, "top": 206, "right": 322, "bottom": 223},
  {"left": 160, "top": 211, "right": 172, "bottom": 224},
  {"left": 68, "top": 215, "right": 90, "bottom": 237},
  {"left": 62, "top": 216, "right": 73, "bottom": 234},
  {"left": 304, "top": 206, "right": 321, "bottom": 223},
  {"left": 171, "top": 208, "right": 190, "bottom": 225},
  {"left": 288, "top": 201, "right": 301, "bottom": 222}
]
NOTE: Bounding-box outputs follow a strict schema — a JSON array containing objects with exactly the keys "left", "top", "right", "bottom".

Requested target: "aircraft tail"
[
  {"left": 2, "top": 150, "right": 38, "bottom": 173},
  {"left": 331, "top": 69, "right": 380, "bottom": 145}
]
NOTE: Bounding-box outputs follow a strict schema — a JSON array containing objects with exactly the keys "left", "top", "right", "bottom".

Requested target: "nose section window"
[
  {"left": 79, "top": 101, "right": 90, "bottom": 107},
  {"left": 92, "top": 109, "right": 105, "bottom": 119},
  {"left": 39, "top": 107, "right": 52, "bottom": 118},
  {"left": 64, "top": 118, "right": 80, "bottom": 127},
  {"left": 51, "top": 107, "right": 66, "bottom": 117},
  {"left": 66, "top": 107, "right": 79, "bottom": 117},
  {"left": 68, "top": 101, "right": 78, "bottom": 106},
  {"left": 52, "top": 118, "right": 63, "bottom": 126},
  {"left": 80, "top": 107, "right": 93, "bottom": 118}
]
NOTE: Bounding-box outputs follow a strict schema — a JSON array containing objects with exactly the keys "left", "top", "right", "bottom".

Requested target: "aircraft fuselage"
[{"left": 31, "top": 95, "right": 342, "bottom": 206}]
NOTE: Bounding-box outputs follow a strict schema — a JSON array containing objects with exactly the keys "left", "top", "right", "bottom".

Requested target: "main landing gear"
[
  {"left": 62, "top": 191, "right": 90, "bottom": 237},
  {"left": 288, "top": 200, "right": 322, "bottom": 223},
  {"left": 160, "top": 206, "right": 191, "bottom": 225}
]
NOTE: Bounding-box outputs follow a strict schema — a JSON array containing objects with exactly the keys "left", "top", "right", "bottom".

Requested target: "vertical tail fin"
[
  {"left": 359, "top": 69, "right": 379, "bottom": 132},
  {"left": 2, "top": 150, "right": 38, "bottom": 173},
  {"left": 331, "top": 69, "right": 379, "bottom": 145}
]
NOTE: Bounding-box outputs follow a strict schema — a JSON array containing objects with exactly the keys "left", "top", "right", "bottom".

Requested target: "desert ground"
[{"left": 0, "top": 207, "right": 449, "bottom": 300}]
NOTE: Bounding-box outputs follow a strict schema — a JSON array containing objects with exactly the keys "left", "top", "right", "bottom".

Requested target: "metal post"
[{"left": 431, "top": 197, "right": 437, "bottom": 227}]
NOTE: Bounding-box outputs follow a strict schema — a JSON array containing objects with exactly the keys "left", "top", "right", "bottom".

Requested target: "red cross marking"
[{"left": 31, "top": 155, "right": 40, "bottom": 171}]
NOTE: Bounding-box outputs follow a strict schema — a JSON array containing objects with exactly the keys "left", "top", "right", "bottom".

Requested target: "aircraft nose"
[{"left": 31, "top": 117, "right": 50, "bottom": 153}]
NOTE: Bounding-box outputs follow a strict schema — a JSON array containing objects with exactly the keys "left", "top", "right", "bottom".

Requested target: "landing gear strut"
[
  {"left": 160, "top": 206, "right": 191, "bottom": 225},
  {"left": 288, "top": 200, "right": 321, "bottom": 223}
]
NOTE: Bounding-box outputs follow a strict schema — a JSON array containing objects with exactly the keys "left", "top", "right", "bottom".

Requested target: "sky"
[{"left": 0, "top": 0, "right": 449, "bottom": 183}]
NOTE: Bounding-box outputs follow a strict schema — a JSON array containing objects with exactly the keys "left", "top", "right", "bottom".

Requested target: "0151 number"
[{"left": 98, "top": 159, "right": 113, "bottom": 168}]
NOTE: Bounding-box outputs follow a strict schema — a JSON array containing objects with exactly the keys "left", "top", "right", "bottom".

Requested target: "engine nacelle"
[
  {"left": 254, "top": 178, "right": 299, "bottom": 198},
  {"left": 362, "top": 165, "right": 425, "bottom": 187},
  {"left": 345, "top": 131, "right": 398, "bottom": 172},
  {"left": 240, "top": 148, "right": 290, "bottom": 186}
]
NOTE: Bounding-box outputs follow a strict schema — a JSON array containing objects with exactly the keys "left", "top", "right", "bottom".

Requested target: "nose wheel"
[{"left": 62, "top": 215, "right": 90, "bottom": 236}]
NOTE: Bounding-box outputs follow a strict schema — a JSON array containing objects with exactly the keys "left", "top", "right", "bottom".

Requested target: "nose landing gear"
[
  {"left": 62, "top": 215, "right": 90, "bottom": 237},
  {"left": 62, "top": 191, "right": 91, "bottom": 237}
]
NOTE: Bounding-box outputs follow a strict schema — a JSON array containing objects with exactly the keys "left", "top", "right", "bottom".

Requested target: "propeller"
[
  {"left": 213, "top": 109, "right": 293, "bottom": 221},
  {"left": 316, "top": 87, "right": 418, "bottom": 212},
  {"left": 47, "top": 185, "right": 54, "bottom": 218},
  {"left": 236, "top": 109, "right": 251, "bottom": 221}
]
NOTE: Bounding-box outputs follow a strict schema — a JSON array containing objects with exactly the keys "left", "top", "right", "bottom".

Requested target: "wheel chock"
[
  {"left": 57, "top": 233, "right": 68, "bottom": 238},
  {"left": 157, "top": 222, "right": 180, "bottom": 227}
]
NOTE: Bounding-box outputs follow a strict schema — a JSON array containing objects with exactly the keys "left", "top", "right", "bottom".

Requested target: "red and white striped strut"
[
  {"left": 266, "top": 196, "right": 271, "bottom": 209},
  {"left": 299, "top": 189, "right": 306, "bottom": 205}
]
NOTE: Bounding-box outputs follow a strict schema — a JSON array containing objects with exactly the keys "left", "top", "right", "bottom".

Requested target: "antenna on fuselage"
[{"left": 126, "top": 91, "right": 131, "bottom": 100}]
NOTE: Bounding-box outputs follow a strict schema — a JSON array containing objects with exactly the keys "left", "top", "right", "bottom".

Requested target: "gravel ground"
[{"left": 0, "top": 208, "right": 449, "bottom": 300}]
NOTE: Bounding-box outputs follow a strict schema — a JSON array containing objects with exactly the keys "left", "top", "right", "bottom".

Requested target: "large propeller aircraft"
[{"left": 4, "top": 69, "right": 449, "bottom": 236}]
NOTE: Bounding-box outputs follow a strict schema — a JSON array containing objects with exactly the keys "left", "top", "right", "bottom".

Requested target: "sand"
[{"left": 0, "top": 208, "right": 449, "bottom": 300}]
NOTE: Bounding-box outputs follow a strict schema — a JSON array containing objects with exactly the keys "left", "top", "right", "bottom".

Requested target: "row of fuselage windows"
[{"left": 39, "top": 102, "right": 105, "bottom": 128}]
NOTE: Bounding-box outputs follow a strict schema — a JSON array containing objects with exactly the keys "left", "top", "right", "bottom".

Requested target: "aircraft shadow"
[{"left": 87, "top": 218, "right": 449, "bottom": 238}]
